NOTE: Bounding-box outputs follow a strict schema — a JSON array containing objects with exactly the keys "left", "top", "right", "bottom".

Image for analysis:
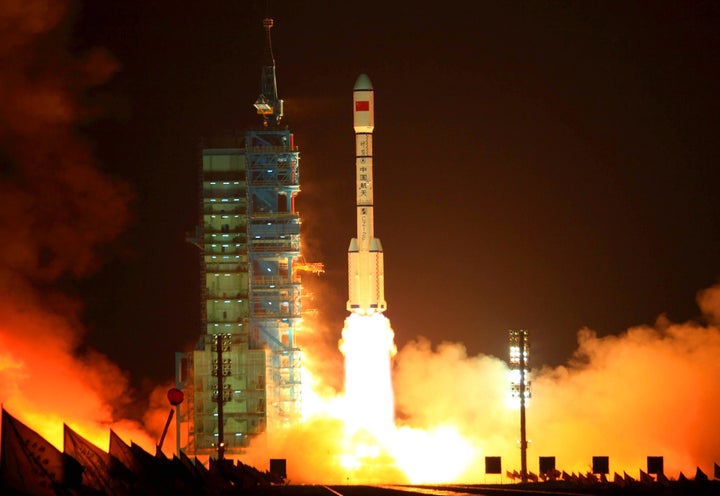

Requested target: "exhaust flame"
[
  {"left": 239, "top": 283, "right": 720, "bottom": 484},
  {"left": 339, "top": 313, "right": 396, "bottom": 437},
  {"left": 335, "top": 314, "right": 480, "bottom": 483}
]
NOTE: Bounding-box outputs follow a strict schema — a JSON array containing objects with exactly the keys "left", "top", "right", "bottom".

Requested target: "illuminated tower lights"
[
  {"left": 175, "top": 17, "right": 303, "bottom": 459},
  {"left": 509, "top": 329, "right": 530, "bottom": 483}
]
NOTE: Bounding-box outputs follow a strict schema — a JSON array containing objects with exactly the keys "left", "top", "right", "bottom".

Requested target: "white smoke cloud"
[{"left": 269, "top": 284, "right": 720, "bottom": 482}]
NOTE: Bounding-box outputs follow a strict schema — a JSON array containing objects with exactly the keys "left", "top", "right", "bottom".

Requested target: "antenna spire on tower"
[{"left": 253, "top": 17, "right": 283, "bottom": 127}]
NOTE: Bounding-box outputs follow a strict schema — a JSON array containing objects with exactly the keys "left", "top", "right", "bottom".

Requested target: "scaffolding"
[
  {"left": 175, "top": 16, "right": 302, "bottom": 459},
  {"left": 246, "top": 129, "right": 302, "bottom": 431},
  {"left": 176, "top": 137, "right": 302, "bottom": 457}
]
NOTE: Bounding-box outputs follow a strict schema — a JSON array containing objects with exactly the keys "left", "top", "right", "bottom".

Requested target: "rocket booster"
[{"left": 347, "top": 74, "right": 387, "bottom": 315}]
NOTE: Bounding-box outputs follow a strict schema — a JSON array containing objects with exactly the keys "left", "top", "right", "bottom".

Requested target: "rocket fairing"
[{"left": 347, "top": 74, "right": 387, "bottom": 315}]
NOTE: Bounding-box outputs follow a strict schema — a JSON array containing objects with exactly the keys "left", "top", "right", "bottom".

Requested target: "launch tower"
[{"left": 175, "top": 18, "right": 303, "bottom": 458}]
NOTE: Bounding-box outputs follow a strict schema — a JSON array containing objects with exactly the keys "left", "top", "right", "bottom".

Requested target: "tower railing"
[{"left": 247, "top": 145, "right": 298, "bottom": 154}]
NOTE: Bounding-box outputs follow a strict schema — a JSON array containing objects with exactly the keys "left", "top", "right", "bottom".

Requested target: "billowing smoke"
[
  {"left": 394, "top": 283, "right": 720, "bottom": 479},
  {"left": 528, "top": 287, "right": 720, "bottom": 477},
  {"left": 248, "top": 284, "right": 720, "bottom": 483},
  {"left": 297, "top": 276, "right": 345, "bottom": 394},
  {"left": 698, "top": 284, "right": 720, "bottom": 324},
  {"left": 0, "top": 0, "right": 158, "bottom": 450}
]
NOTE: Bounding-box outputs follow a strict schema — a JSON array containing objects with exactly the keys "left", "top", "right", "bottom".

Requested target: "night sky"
[{"left": 72, "top": 1, "right": 720, "bottom": 391}]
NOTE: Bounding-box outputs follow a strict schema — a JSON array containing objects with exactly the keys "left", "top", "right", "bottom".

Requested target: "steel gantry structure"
[{"left": 175, "top": 17, "right": 304, "bottom": 459}]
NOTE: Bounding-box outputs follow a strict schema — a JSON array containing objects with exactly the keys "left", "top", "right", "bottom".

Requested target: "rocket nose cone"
[{"left": 354, "top": 74, "right": 373, "bottom": 91}]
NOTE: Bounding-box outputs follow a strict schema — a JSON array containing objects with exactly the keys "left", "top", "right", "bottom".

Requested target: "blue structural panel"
[{"left": 246, "top": 128, "right": 302, "bottom": 426}]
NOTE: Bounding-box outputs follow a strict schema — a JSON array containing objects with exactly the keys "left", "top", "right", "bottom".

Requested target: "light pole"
[
  {"left": 213, "top": 333, "right": 231, "bottom": 460},
  {"left": 509, "top": 330, "right": 530, "bottom": 483}
]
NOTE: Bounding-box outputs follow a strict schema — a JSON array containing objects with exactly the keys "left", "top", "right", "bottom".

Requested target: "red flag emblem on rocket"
[{"left": 355, "top": 101, "right": 370, "bottom": 111}]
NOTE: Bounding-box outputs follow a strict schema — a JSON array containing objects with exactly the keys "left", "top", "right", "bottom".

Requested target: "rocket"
[{"left": 347, "top": 74, "right": 387, "bottom": 315}]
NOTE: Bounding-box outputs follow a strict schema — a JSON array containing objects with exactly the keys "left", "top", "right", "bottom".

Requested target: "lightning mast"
[{"left": 254, "top": 18, "right": 283, "bottom": 127}]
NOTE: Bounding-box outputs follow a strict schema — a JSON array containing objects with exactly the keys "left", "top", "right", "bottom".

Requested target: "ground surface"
[{"left": 239, "top": 481, "right": 720, "bottom": 496}]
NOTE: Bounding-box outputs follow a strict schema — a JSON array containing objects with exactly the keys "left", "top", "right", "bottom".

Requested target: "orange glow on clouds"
[
  {"left": 0, "top": 0, "right": 156, "bottom": 458},
  {"left": 0, "top": 291, "right": 160, "bottom": 453},
  {"left": 239, "top": 284, "right": 720, "bottom": 484}
]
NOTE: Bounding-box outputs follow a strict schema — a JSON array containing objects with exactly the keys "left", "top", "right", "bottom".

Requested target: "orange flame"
[
  {"left": 0, "top": 0, "right": 157, "bottom": 457},
  {"left": 236, "top": 284, "right": 720, "bottom": 483}
]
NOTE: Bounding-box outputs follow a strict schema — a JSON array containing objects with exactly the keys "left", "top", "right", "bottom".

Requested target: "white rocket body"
[{"left": 347, "top": 74, "right": 386, "bottom": 315}]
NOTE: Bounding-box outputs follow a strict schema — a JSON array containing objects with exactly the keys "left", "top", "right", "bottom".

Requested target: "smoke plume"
[
  {"left": 393, "top": 284, "right": 720, "bottom": 479},
  {"left": 0, "top": 0, "right": 158, "bottom": 450},
  {"left": 252, "top": 283, "right": 720, "bottom": 483}
]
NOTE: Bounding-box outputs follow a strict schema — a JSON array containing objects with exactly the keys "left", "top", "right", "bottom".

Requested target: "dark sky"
[{"left": 73, "top": 1, "right": 720, "bottom": 389}]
